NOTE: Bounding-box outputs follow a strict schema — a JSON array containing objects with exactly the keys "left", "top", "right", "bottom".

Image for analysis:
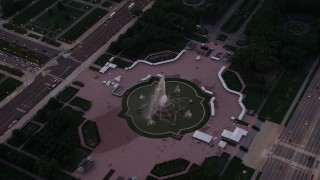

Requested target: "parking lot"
[{"left": 0, "top": 51, "right": 40, "bottom": 74}]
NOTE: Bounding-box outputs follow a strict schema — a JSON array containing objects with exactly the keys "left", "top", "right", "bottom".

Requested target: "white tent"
[
  {"left": 193, "top": 130, "right": 213, "bottom": 143},
  {"left": 221, "top": 127, "right": 248, "bottom": 143},
  {"left": 218, "top": 141, "right": 227, "bottom": 149}
]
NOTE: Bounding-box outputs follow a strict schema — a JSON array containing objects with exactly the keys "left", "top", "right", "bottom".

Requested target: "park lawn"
[
  {"left": 0, "top": 39, "right": 49, "bottom": 65},
  {"left": 82, "top": 121, "right": 101, "bottom": 148},
  {"left": 220, "top": 157, "right": 255, "bottom": 180},
  {"left": 57, "top": 87, "right": 79, "bottom": 103},
  {"left": 11, "top": 0, "right": 57, "bottom": 25},
  {"left": 21, "top": 122, "right": 41, "bottom": 137},
  {"left": 259, "top": 70, "right": 307, "bottom": 124},
  {"left": 94, "top": 54, "right": 112, "bottom": 66},
  {"left": 222, "top": 70, "right": 242, "bottom": 92},
  {"left": 0, "top": 161, "right": 36, "bottom": 180},
  {"left": 0, "top": 77, "right": 22, "bottom": 102},
  {"left": 70, "top": 96, "right": 92, "bottom": 111},
  {"left": 35, "top": 5, "right": 85, "bottom": 33},
  {"left": 59, "top": 8, "right": 108, "bottom": 43}
]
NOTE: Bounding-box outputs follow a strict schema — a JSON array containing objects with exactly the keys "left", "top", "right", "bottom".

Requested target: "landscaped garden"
[
  {"left": 82, "top": 121, "right": 101, "bottom": 148},
  {"left": 0, "top": 77, "right": 22, "bottom": 102},
  {"left": 221, "top": 0, "right": 259, "bottom": 33},
  {"left": 59, "top": 8, "right": 108, "bottom": 43},
  {"left": 23, "top": 105, "right": 90, "bottom": 171},
  {"left": 57, "top": 86, "right": 79, "bottom": 103}
]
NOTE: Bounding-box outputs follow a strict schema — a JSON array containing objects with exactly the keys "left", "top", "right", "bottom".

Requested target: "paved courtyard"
[{"left": 71, "top": 44, "right": 257, "bottom": 179}]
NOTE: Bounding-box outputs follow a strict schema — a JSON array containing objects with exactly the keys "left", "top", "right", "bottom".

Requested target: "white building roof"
[
  {"left": 99, "top": 66, "right": 109, "bottom": 73},
  {"left": 221, "top": 127, "right": 248, "bottom": 142},
  {"left": 193, "top": 130, "right": 213, "bottom": 143}
]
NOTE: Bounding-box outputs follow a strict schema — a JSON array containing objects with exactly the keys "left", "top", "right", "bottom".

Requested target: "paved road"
[
  {"left": 261, "top": 66, "right": 320, "bottom": 179},
  {"left": 71, "top": 0, "right": 151, "bottom": 61}
]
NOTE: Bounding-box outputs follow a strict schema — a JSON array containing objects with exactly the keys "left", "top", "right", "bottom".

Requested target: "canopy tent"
[
  {"left": 193, "top": 130, "right": 213, "bottom": 143},
  {"left": 218, "top": 141, "right": 227, "bottom": 149}
]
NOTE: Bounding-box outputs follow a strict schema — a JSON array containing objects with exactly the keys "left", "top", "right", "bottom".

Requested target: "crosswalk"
[
  {"left": 271, "top": 154, "right": 313, "bottom": 173},
  {"left": 278, "top": 140, "right": 318, "bottom": 158}
]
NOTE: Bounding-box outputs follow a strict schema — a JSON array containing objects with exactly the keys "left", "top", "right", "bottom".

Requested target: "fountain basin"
[{"left": 119, "top": 77, "right": 211, "bottom": 138}]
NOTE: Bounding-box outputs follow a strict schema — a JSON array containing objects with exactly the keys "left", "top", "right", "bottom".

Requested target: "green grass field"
[
  {"left": 82, "top": 121, "right": 101, "bottom": 148},
  {"left": 57, "top": 87, "right": 79, "bottom": 103},
  {"left": 59, "top": 8, "right": 108, "bottom": 43},
  {"left": 11, "top": 0, "right": 57, "bottom": 25}
]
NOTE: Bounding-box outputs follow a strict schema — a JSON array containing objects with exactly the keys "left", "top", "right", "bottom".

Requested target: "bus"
[{"left": 128, "top": 3, "right": 135, "bottom": 10}]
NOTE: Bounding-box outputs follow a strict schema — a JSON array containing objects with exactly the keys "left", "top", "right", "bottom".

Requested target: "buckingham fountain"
[{"left": 119, "top": 76, "right": 211, "bottom": 138}]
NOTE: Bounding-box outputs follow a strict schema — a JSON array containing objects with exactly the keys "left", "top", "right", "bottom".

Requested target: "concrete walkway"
[{"left": 242, "top": 121, "right": 282, "bottom": 179}]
